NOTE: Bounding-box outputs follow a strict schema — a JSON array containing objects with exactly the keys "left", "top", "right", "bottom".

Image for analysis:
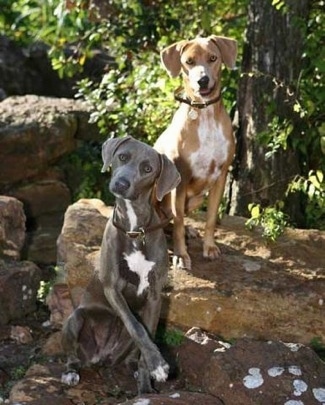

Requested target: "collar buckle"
[
  {"left": 190, "top": 100, "right": 207, "bottom": 108},
  {"left": 126, "top": 228, "right": 145, "bottom": 240}
]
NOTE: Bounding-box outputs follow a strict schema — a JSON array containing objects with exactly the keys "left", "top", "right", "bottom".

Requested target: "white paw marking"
[
  {"left": 124, "top": 250, "right": 155, "bottom": 295},
  {"left": 151, "top": 364, "right": 169, "bottom": 382},
  {"left": 61, "top": 371, "right": 80, "bottom": 386},
  {"left": 284, "top": 401, "right": 304, "bottom": 405}
]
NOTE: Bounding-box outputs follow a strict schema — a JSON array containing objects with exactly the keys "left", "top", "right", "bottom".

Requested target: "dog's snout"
[
  {"left": 114, "top": 177, "right": 130, "bottom": 193},
  {"left": 198, "top": 76, "right": 209, "bottom": 88}
]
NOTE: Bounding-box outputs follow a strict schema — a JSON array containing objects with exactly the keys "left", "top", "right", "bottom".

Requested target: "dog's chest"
[
  {"left": 122, "top": 248, "right": 155, "bottom": 296},
  {"left": 189, "top": 115, "right": 228, "bottom": 181}
]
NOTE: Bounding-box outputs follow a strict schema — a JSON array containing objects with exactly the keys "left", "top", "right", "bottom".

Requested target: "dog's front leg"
[
  {"left": 61, "top": 308, "right": 86, "bottom": 386},
  {"left": 203, "top": 171, "right": 227, "bottom": 259},
  {"left": 172, "top": 186, "right": 192, "bottom": 270},
  {"left": 103, "top": 287, "right": 169, "bottom": 384},
  {"left": 135, "top": 296, "right": 169, "bottom": 393},
  {"left": 136, "top": 355, "right": 154, "bottom": 394}
]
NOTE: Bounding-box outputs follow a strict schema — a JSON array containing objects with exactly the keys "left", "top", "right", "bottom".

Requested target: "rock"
[
  {"left": 161, "top": 214, "right": 325, "bottom": 344},
  {"left": 56, "top": 198, "right": 112, "bottom": 305},
  {"left": 0, "top": 260, "right": 41, "bottom": 324},
  {"left": 174, "top": 330, "right": 325, "bottom": 405},
  {"left": 10, "top": 180, "right": 71, "bottom": 218},
  {"left": 10, "top": 326, "right": 33, "bottom": 344},
  {"left": 0, "top": 95, "right": 86, "bottom": 185},
  {"left": 0, "top": 95, "right": 102, "bottom": 264},
  {"left": 8, "top": 328, "right": 325, "bottom": 405},
  {"left": 46, "top": 283, "right": 74, "bottom": 327},
  {"left": 0, "top": 196, "right": 26, "bottom": 260},
  {"left": 41, "top": 331, "right": 63, "bottom": 356},
  {"left": 9, "top": 364, "right": 73, "bottom": 405},
  {"left": 9, "top": 180, "right": 72, "bottom": 264},
  {"left": 53, "top": 199, "right": 325, "bottom": 344},
  {"left": 120, "top": 392, "right": 222, "bottom": 404}
]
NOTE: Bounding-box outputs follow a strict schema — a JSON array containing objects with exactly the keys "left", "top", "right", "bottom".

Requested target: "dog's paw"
[
  {"left": 150, "top": 362, "right": 169, "bottom": 382},
  {"left": 172, "top": 254, "right": 192, "bottom": 270},
  {"left": 61, "top": 371, "right": 80, "bottom": 386},
  {"left": 203, "top": 242, "right": 221, "bottom": 260}
]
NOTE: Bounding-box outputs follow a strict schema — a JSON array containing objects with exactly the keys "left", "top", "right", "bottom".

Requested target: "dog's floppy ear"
[
  {"left": 101, "top": 136, "right": 133, "bottom": 172},
  {"left": 209, "top": 36, "right": 237, "bottom": 69},
  {"left": 156, "top": 154, "right": 181, "bottom": 201},
  {"left": 160, "top": 40, "right": 188, "bottom": 78}
]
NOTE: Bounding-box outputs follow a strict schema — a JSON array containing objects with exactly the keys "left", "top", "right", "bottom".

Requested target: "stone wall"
[{"left": 0, "top": 95, "right": 102, "bottom": 265}]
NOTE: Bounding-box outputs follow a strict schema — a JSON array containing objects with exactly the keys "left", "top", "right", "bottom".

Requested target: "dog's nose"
[
  {"left": 198, "top": 76, "right": 209, "bottom": 88},
  {"left": 114, "top": 177, "right": 130, "bottom": 193}
]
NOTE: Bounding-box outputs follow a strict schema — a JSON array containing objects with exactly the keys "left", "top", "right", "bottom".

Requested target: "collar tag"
[{"left": 188, "top": 108, "right": 199, "bottom": 120}]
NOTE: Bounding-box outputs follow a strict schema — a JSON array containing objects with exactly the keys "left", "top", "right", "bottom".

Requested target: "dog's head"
[
  {"left": 101, "top": 136, "right": 180, "bottom": 201},
  {"left": 161, "top": 35, "right": 237, "bottom": 100}
]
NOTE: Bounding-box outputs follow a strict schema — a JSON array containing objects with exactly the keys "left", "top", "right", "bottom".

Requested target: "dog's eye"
[
  {"left": 186, "top": 57, "right": 194, "bottom": 65},
  {"left": 118, "top": 153, "right": 127, "bottom": 162},
  {"left": 209, "top": 55, "right": 218, "bottom": 62},
  {"left": 143, "top": 164, "right": 152, "bottom": 173}
]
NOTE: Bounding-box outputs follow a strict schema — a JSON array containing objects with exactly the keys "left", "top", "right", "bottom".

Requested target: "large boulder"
[
  {"left": 10, "top": 180, "right": 72, "bottom": 264},
  {"left": 0, "top": 259, "right": 41, "bottom": 324},
  {"left": 0, "top": 95, "right": 102, "bottom": 264},
  {"left": 56, "top": 198, "right": 112, "bottom": 307},
  {"left": 53, "top": 199, "right": 325, "bottom": 344},
  {"left": 162, "top": 214, "right": 325, "bottom": 344},
  {"left": 7, "top": 328, "right": 325, "bottom": 404},
  {"left": 174, "top": 328, "right": 325, "bottom": 405},
  {"left": 0, "top": 95, "right": 99, "bottom": 186},
  {"left": 0, "top": 196, "right": 26, "bottom": 260}
]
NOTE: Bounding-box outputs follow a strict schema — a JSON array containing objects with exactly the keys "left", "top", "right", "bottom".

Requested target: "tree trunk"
[{"left": 229, "top": 0, "right": 311, "bottom": 226}]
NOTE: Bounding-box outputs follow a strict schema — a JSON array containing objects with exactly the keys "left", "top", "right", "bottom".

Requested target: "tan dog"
[{"left": 154, "top": 35, "right": 237, "bottom": 270}]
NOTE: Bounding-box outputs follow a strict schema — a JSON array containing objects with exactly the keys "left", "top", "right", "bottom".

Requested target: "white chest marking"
[
  {"left": 125, "top": 199, "right": 137, "bottom": 230},
  {"left": 123, "top": 250, "right": 155, "bottom": 295},
  {"left": 190, "top": 112, "right": 228, "bottom": 181}
]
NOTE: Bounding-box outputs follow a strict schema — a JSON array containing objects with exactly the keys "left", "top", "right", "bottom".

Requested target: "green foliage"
[
  {"left": 256, "top": 117, "right": 293, "bottom": 159},
  {"left": 246, "top": 202, "right": 288, "bottom": 241},
  {"left": 1, "top": 0, "right": 323, "bottom": 230},
  {"left": 0, "top": 0, "right": 245, "bottom": 198},
  {"left": 76, "top": 63, "right": 177, "bottom": 143},
  {"left": 60, "top": 142, "right": 114, "bottom": 203},
  {"left": 287, "top": 170, "right": 325, "bottom": 230},
  {"left": 156, "top": 324, "right": 184, "bottom": 347},
  {"left": 11, "top": 365, "right": 27, "bottom": 380},
  {"left": 310, "top": 336, "right": 325, "bottom": 361},
  {"left": 37, "top": 280, "right": 52, "bottom": 302},
  {"left": 72, "top": 0, "right": 245, "bottom": 144}
]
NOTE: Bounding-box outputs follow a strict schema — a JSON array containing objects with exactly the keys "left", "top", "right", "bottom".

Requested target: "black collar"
[{"left": 174, "top": 89, "right": 222, "bottom": 109}]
